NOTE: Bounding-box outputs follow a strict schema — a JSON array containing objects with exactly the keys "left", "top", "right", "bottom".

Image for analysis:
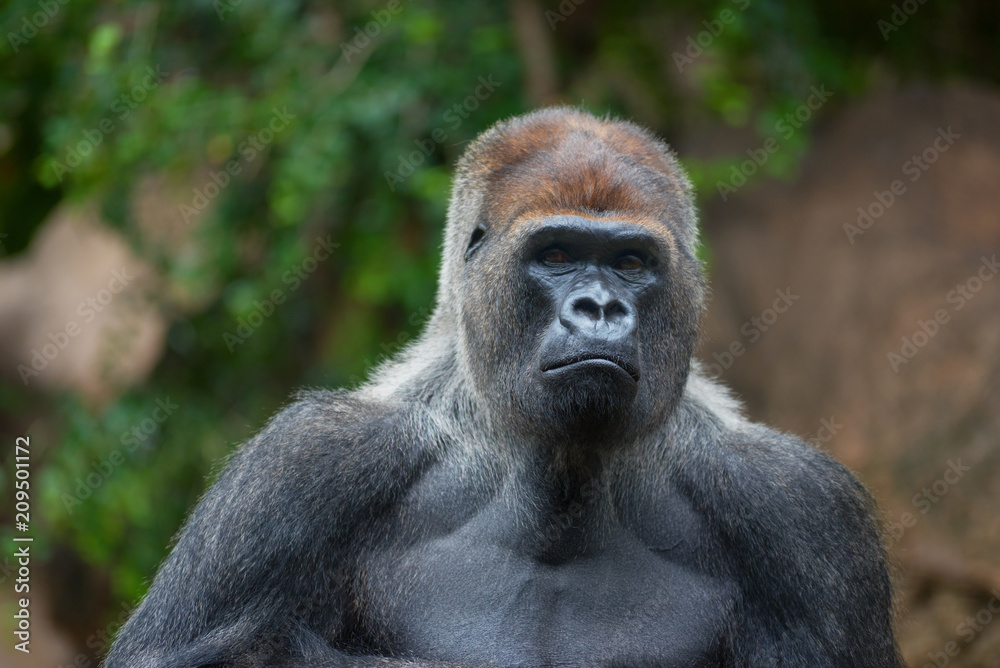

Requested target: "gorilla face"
[
  {"left": 528, "top": 216, "right": 654, "bottom": 421},
  {"left": 462, "top": 213, "right": 697, "bottom": 445}
]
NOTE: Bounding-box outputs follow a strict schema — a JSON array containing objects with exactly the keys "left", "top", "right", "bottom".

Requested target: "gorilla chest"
[{"left": 362, "top": 498, "right": 733, "bottom": 667}]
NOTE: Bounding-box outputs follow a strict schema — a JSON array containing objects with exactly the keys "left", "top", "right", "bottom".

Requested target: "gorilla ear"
[{"left": 464, "top": 225, "right": 487, "bottom": 261}]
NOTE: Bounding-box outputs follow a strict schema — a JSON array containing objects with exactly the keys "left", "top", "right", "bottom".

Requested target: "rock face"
[
  {"left": 0, "top": 174, "right": 208, "bottom": 406},
  {"left": 0, "top": 206, "right": 165, "bottom": 404},
  {"left": 699, "top": 81, "right": 1000, "bottom": 666}
]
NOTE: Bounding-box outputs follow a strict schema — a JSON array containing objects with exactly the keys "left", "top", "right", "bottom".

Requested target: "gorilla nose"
[{"left": 562, "top": 288, "right": 635, "bottom": 339}]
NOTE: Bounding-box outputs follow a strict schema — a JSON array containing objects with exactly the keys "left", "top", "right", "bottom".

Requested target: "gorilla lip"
[{"left": 541, "top": 353, "right": 640, "bottom": 382}]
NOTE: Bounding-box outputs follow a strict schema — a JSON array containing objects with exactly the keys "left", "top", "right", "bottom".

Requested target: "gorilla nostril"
[
  {"left": 605, "top": 300, "right": 628, "bottom": 321},
  {"left": 573, "top": 297, "right": 603, "bottom": 321}
]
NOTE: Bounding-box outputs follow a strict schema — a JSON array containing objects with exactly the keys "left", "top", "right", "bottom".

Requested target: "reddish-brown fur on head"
[{"left": 453, "top": 107, "right": 697, "bottom": 244}]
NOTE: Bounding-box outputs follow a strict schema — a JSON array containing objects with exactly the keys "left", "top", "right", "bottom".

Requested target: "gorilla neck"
[
  {"left": 518, "top": 379, "right": 677, "bottom": 456},
  {"left": 504, "top": 397, "right": 646, "bottom": 482},
  {"left": 537, "top": 437, "right": 609, "bottom": 488}
]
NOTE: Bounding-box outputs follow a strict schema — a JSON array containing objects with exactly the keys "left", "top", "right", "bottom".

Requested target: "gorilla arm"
[
  {"left": 674, "top": 424, "right": 902, "bottom": 667},
  {"left": 104, "top": 392, "right": 454, "bottom": 668}
]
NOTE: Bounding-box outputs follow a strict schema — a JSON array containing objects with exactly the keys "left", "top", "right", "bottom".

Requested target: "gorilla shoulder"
[
  {"left": 675, "top": 373, "right": 895, "bottom": 656},
  {"left": 225, "top": 389, "right": 438, "bottom": 494},
  {"left": 679, "top": 372, "right": 881, "bottom": 547},
  {"left": 103, "top": 390, "right": 443, "bottom": 668}
]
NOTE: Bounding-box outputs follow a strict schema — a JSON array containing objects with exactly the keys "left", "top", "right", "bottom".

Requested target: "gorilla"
[{"left": 106, "top": 108, "right": 902, "bottom": 667}]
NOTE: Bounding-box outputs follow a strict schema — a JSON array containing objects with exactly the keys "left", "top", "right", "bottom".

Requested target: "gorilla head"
[{"left": 430, "top": 108, "right": 706, "bottom": 446}]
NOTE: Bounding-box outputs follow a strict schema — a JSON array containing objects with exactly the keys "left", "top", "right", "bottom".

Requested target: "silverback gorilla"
[{"left": 106, "top": 108, "right": 902, "bottom": 667}]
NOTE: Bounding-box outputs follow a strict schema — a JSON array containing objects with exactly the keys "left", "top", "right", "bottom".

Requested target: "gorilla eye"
[
  {"left": 540, "top": 248, "right": 572, "bottom": 265},
  {"left": 465, "top": 225, "right": 487, "bottom": 261},
  {"left": 614, "top": 255, "right": 644, "bottom": 271}
]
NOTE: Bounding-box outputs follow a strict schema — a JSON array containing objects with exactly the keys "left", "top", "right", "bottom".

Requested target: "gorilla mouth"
[{"left": 541, "top": 353, "right": 640, "bottom": 383}]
